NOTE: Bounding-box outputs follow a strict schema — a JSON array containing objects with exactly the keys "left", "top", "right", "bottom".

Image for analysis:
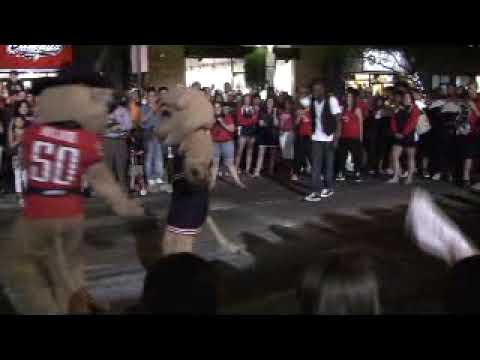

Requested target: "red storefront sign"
[{"left": 0, "top": 45, "right": 73, "bottom": 69}]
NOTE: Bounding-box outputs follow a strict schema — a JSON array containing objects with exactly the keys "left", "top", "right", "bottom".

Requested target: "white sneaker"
[
  {"left": 305, "top": 192, "right": 322, "bottom": 202},
  {"left": 320, "top": 189, "right": 334, "bottom": 198},
  {"left": 400, "top": 171, "right": 409, "bottom": 178},
  {"left": 387, "top": 177, "right": 399, "bottom": 184},
  {"left": 156, "top": 178, "right": 164, "bottom": 184},
  {"left": 140, "top": 189, "right": 147, "bottom": 196},
  {"left": 432, "top": 173, "right": 441, "bottom": 181},
  {"left": 386, "top": 168, "right": 394, "bottom": 175},
  {"left": 148, "top": 179, "right": 156, "bottom": 186}
]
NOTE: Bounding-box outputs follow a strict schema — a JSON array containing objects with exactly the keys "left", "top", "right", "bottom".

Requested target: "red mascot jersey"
[{"left": 22, "top": 124, "right": 103, "bottom": 219}]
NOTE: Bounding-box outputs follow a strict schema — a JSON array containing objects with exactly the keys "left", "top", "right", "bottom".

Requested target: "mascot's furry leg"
[
  {"left": 1, "top": 162, "right": 143, "bottom": 315},
  {"left": 2, "top": 216, "right": 85, "bottom": 314}
]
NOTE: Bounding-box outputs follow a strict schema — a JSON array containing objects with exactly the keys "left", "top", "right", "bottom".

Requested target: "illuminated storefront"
[
  {"left": 0, "top": 45, "right": 73, "bottom": 89},
  {"left": 184, "top": 46, "right": 296, "bottom": 95},
  {"left": 345, "top": 49, "right": 408, "bottom": 95}
]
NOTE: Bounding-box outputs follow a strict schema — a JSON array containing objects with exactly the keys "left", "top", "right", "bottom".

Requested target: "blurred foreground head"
[
  {"left": 141, "top": 253, "right": 218, "bottom": 315},
  {"left": 298, "top": 253, "right": 381, "bottom": 315}
]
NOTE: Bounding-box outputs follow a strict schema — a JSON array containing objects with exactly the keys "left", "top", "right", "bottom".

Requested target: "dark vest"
[{"left": 310, "top": 95, "right": 338, "bottom": 136}]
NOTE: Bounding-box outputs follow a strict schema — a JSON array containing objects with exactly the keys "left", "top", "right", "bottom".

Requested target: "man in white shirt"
[{"left": 305, "top": 80, "right": 342, "bottom": 202}]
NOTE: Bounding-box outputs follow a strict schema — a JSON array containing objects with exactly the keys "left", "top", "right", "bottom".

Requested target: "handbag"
[{"left": 416, "top": 112, "right": 431, "bottom": 136}]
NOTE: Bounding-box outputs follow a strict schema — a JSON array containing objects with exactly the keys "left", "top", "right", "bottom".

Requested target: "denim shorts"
[{"left": 213, "top": 141, "right": 235, "bottom": 162}]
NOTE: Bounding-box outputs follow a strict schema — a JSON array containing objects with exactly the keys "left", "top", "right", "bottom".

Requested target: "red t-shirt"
[
  {"left": 468, "top": 97, "right": 480, "bottom": 135},
  {"left": 22, "top": 124, "right": 103, "bottom": 219},
  {"left": 391, "top": 105, "right": 421, "bottom": 136},
  {"left": 278, "top": 110, "right": 294, "bottom": 132},
  {"left": 297, "top": 111, "right": 312, "bottom": 137},
  {"left": 358, "top": 100, "right": 370, "bottom": 118},
  {"left": 341, "top": 108, "right": 361, "bottom": 139},
  {"left": 211, "top": 114, "right": 235, "bottom": 142},
  {"left": 237, "top": 106, "right": 258, "bottom": 127}
]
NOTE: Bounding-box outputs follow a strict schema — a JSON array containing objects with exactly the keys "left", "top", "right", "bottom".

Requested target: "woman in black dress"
[{"left": 253, "top": 98, "right": 279, "bottom": 177}]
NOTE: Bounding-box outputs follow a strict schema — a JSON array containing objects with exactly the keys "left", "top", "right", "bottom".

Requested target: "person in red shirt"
[
  {"left": 336, "top": 88, "right": 364, "bottom": 182},
  {"left": 0, "top": 71, "right": 144, "bottom": 315},
  {"left": 388, "top": 91, "right": 421, "bottom": 185},
  {"left": 292, "top": 98, "right": 313, "bottom": 181},
  {"left": 235, "top": 94, "right": 258, "bottom": 175},
  {"left": 210, "top": 102, "right": 245, "bottom": 189}
]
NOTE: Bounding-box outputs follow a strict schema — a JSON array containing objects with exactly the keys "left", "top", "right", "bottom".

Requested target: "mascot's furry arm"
[
  {"left": 178, "top": 129, "right": 214, "bottom": 186},
  {"left": 154, "top": 88, "right": 215, "bottom": 145},
  {"left": 86, "top": 162, "right": 144, "bottom": 217}
]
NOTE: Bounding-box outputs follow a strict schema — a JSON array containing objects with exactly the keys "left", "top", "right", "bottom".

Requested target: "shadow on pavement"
[{"left": 218, "top": 204, "right": 451, "bottom": 314}]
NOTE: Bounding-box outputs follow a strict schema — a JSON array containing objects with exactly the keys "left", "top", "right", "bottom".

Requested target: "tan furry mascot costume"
[
  {"left": 0, "top": 70, "right": 144, "bottom": 315},
  {"left": 152, "top": 88, "right": 214, "bottom": 257}
]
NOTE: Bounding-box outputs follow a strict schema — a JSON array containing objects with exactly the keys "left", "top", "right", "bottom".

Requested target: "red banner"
[{"left": 0, "top": 45, "right": 73, "bottom": 69}]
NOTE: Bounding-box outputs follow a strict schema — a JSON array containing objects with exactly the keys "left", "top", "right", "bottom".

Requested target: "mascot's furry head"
[
  {"left": 32, "top": 69, "right": 113, "bottom": 133},
  {"left": 153, "top": 88, "right": 215, "bottom": 186},
  {"left": 155, "top": 88, "right": 215, "bottom": 145}
]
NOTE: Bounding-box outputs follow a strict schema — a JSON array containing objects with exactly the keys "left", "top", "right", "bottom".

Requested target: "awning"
[
  {"left": 185, "top": 46, "right": 256, "bottom": 59},
  {"left": 273, "top": 47, "right": 300, "bottom": 60}
]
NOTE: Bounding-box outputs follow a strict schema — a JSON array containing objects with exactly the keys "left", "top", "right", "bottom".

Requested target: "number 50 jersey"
[{"left": 22, "top": 124, "right": 103, "bottom": 219}]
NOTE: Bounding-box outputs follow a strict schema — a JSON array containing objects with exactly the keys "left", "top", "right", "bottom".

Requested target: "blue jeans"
[
  {"left": 145, "top": 138, "right": 164, "bottom": 182},
  {"left": 312, "top": 141, "right": 335, "bottom": 192}
]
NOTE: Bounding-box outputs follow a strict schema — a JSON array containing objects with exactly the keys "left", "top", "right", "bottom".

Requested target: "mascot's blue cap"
[{"left": 32, "top": 64, "right": 111, "bottom": 96}]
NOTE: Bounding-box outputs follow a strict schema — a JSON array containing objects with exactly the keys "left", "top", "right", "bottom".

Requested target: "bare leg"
[
  {"left": 235, "top": 137, "right": 247, "bottom": 173},
  {"left": 163, "top": 231, "right": 195, "bottom": 255},
  {"left": 422, "top": 157, "right": 429, "bottom": 173},
  {"left": 254, "top": 146, "right": 266, "bottom": 176},
  {"left": 227, "top": 163, "right": 246, "bottom": 189},
  {"left": 388, "top": 145, "right": 402, "bottom": 183},
  {"left": 209, "top": 158, "right": 220, "bottom": 190},
  {"left": 245, "top": 137, "right": 255, "bottom": 175},
  {"left": 405, "top": 147, "right": 416, "bottom": 184},
  {"left": 378, "top": 159, "right": 384, "bottom": 173},
  {"left": 269, "top": 147, "right": 277, "bottom": 176},
  {"left": 464, "top": 158, "right": 473, "bottom": 182}
]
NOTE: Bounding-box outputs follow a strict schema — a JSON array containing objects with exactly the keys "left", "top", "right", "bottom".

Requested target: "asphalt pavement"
[{"left": 1, "top": 174, "right": 480, "bottom": 314}]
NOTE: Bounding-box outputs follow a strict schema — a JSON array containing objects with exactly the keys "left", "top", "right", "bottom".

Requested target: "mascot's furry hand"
[
  {"left": 154, "top": 88, "right": 214, "bottom": 145},
  {"left": 86, "top": 162, "right": 145, "bottom": 218},
  {"left": 69, "top": 288, "right": 110, "bottom": 314},
  {"left": 179, "top": 129, "right": 214, "bottom": 186},
  {"left": 113, "top": 197, "right": 145, "bottom": 218}
]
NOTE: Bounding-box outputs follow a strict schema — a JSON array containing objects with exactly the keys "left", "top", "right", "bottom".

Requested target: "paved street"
[{"left": 2, "top": 174, "right": 480, "bottom": 314}]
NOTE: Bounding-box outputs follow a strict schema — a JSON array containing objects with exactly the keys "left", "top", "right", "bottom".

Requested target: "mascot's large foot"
[{"left": 69, "top": 288, "right": 110, "bottom": 315}]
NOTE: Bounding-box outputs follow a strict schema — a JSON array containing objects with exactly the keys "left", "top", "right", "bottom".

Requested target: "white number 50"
[{"left": 30, "top": 141, "right": 80, "bottom": 186}]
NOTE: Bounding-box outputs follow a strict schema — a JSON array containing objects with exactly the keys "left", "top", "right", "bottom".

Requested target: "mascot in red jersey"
[{"left": 0, "top": 70, "right": 144, "bottom": 315}]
